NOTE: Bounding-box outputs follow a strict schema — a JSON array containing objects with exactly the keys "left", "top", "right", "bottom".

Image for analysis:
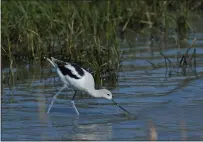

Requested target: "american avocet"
[{"left": 45, "top": 57, "right": 130, "bottom": 115}]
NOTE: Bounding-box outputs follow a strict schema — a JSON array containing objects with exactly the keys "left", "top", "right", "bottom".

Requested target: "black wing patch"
[
  {"left": 57, "top": 63, "right": 85, "bottom": 80},
  {"left": 58, "top": 65, "right": 80, "bottom": 79},
  {"left": 71, "top": 63, "right": 85, "bottom": 76}
]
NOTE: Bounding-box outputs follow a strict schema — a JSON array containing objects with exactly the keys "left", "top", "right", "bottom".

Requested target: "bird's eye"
[{"left": 107, "top": 94, "right": 110, "bottom": 96}]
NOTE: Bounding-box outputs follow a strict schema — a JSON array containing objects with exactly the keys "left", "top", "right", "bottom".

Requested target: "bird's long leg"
[
  {"left": 71, "top": 91, "right": 80, "bottom": 115},
  {"left": 47, "top": 86, "right": 67, "bottom": 114}
]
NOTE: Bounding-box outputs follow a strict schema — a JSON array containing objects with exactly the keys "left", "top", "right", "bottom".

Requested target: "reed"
[{"left": 2, "top": 1, "right": 201, "bottom": 78}]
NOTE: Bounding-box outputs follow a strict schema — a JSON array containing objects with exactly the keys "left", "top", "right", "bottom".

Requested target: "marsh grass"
[
  {"left": 146, "top": 36, "right": 198, "bottom": 79},
  {"left": 2, "top": 1, "right": 202, "bottom": 83},
  {"left": 160, "top": 38, "right": 198, "bottom": 77}
]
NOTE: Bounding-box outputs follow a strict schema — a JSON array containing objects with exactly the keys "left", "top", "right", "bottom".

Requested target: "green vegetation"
[{"left": 2, "top": 0, "right": 202, "bottom": 75}]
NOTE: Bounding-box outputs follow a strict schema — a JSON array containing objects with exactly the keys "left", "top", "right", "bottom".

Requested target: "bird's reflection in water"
[
  {"left": 71, "top": 122, "right": 112, "bottom": 140},
  {"left": 45, "top": 113, "right": 112, "bottom": 141}
]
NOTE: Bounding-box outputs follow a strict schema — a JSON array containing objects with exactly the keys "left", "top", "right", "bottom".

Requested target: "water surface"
[{"left": 2, "top": 17, "right": 203, "bottom": 141}]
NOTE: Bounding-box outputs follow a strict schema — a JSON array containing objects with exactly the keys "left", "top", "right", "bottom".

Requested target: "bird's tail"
[
  {"left": 44, "top": 56, "right": 68, "bottom": 67},
  {"left": 51, "top": 57, "right": 67, "bottom": 65},
  {"left": 44, "top": 56, "right": 56, "bottom": 67}
]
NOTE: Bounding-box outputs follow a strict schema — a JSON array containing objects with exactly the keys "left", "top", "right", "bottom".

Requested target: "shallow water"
[{"left": 2, "top": 19, "right": 203, "bottom": 141}]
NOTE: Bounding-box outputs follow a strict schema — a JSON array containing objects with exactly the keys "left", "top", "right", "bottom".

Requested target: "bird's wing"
[{"left": 58, "top": 63, "right": 85, "bottom": 80}]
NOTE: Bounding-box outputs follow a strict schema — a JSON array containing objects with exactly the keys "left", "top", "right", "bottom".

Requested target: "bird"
[{"left": 45, "top": 56, "right": 130, "bottom": 115}]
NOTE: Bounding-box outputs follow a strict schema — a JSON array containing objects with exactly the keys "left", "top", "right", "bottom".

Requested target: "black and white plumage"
[{"left": 45, "top": 57, "right": 130, "bottom": 115}]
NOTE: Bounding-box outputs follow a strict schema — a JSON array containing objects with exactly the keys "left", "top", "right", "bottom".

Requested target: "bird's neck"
[{"left": 87, "top": 89, "right": 102, "bottom": 98}]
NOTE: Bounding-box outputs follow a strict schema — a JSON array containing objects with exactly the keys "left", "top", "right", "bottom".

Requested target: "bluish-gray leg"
[
  {"left": 47, "top": 86, "right": 66, "bottom": 114},
  {"left": 71, "top": 91, "right": 80, "bottom": 115}
]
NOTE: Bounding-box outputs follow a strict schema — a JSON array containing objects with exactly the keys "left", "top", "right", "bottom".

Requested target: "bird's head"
[{"left": 99, "top": 89, "right": 113, "bottom": 100}]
